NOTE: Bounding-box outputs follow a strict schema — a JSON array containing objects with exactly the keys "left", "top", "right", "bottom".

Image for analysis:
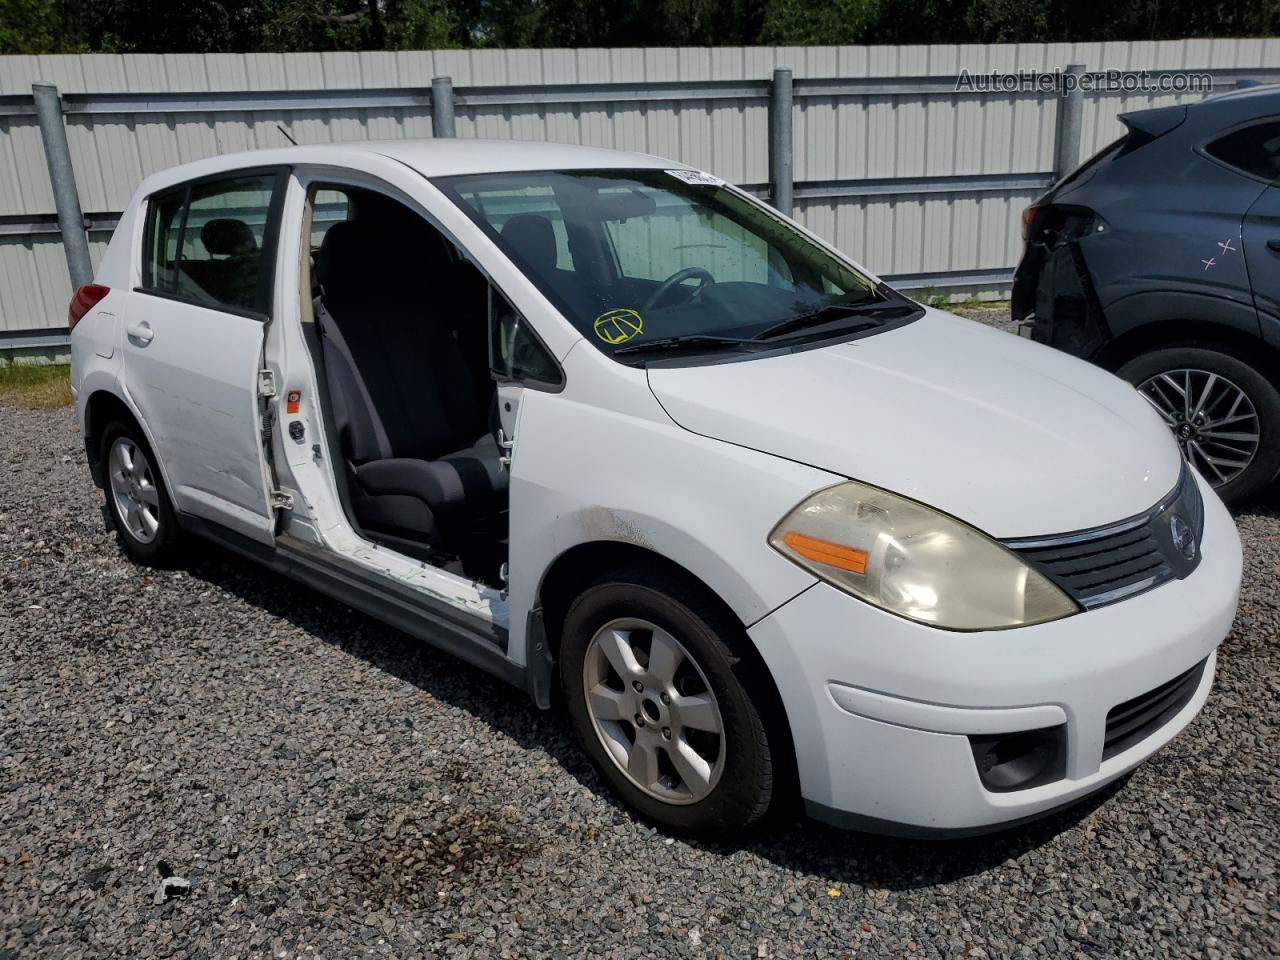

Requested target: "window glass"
[
  {"left": 604, "top": 188, "right": 793, "bottom": 287},
  {"left": 452, "top": 184, "right": 573, "bottom": 271},
  {"left": 144, "top": 190, "right": 185, "bottom": 293},
  {"left": 436, "top": 169, "right": 898, "bottom": 364},
  {"left": 1205, "top": 121, "right": 1280, "bottom": 181},
  {"left": 311, "top": 188, "right": 351, "bottom": 251},
  {"left": 142, "top": 172, "right": 278, "bottom": 315},
  {"left": 175, "top": 175, "right": 276, "bottom": 312}
]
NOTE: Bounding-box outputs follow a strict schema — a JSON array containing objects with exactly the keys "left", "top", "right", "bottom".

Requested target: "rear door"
[
  {"left": 124, "top": 168, "right": 288, "bottom": 544},
  {"left": 1206, "top": 120, "right": 1280, "bottom": 347},
  {"left": 1246, "top": 184, "right": 1280, "bottom": 345}
]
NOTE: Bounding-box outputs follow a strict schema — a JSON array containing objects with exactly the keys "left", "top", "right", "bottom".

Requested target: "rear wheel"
[
  {"left": 1118, "top": 346, "right": 1280, "bottom": 505},
  {"left": 102, "top": 421, "right": 182, "bottom": 565},
  {"left": 559, "top": 568, "right": 778, "bottom": 839}
]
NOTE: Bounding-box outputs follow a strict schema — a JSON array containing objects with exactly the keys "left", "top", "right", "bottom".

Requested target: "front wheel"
[
  {"left": 559, "top": 568, "right": 779, "bottom": 839},
  {"left": 1118, "top": 345, "right": 1280, "bottom": 505}
]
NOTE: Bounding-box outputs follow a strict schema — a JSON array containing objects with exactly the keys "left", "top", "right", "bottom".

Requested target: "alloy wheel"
[
  {"left": 108, "top": 437, "right": 161, "bottom": 544},
  {"left": 582, "top": 618, "right": 726, "bottom": 804},
  {"left": 1138, "top": 368, "right": 1260, "bottom": 487}
]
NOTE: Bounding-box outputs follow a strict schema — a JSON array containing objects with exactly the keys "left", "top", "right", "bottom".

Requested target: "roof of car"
[
  {"left": 1200, "top": 82, "right": 1280, "bottom": 108},
  {"left": 363, "top": 138, "right": 681, "bottom": 175},
  {"left": 134, "top": 138, "right": 685, "bottom": 197}
]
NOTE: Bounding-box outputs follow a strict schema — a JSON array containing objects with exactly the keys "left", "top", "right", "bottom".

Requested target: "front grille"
[
  {"left": 1015, "top": 524, "right": 1169, "bottom": 605},
  {"left": 1004, "top": 465, "right": 1204, "bottom": 608},
  {"left": 1102, "top": 659, "right": 1207, "bottom": 760}
]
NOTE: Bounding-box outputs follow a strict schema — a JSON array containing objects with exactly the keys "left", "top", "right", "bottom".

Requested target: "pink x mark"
[
  {"left": 1202, "top": 258, "right": 1216, "bottom": 270},
  {"left": 1218, "top": 238, "right": 1236, "bottom": 254}
]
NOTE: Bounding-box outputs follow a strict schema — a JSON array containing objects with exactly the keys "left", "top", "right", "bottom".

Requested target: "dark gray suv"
[{"left": 1013, "top": 84, "right": 1280, "bottom": 504}]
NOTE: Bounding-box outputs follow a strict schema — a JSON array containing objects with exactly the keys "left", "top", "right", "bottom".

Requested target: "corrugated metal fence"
[{"left": 2, "top": 40, "right": 1279, "bottom": 354}]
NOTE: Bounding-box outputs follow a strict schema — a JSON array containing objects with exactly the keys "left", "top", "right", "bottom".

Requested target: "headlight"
[{"left": 769, "top": 482, "right": 1079, "bottom": 630}]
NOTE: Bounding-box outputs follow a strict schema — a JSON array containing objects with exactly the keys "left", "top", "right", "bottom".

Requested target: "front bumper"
[{"left": 748, "top": 472, "right": 1241, "bottom": 834}]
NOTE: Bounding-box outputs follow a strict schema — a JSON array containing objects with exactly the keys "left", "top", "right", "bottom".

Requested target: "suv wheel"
[
  {"left": 102, "top": 421, "right": 182, "bottom": 564},
  {"left": 1118, "top": 346, "right": 1280, "bottom": 505},
  {"left": 559, "top": 568, "right": 778, "bottom": 839}
]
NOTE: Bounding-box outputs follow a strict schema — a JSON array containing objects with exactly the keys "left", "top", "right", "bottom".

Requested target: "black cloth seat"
[
  {"left": 314, "top": 216, "right": 506, "bottom": 543},
  {"left": 353, "top": 435, "right": 506, "bottom": 509}
]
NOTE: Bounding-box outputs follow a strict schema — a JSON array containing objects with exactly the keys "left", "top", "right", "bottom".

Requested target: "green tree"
[
  {"left": 0, "top": 0, "right": 72, "bottom": 53},
  {"left": 1, "top": 0, "right": 1278, "bottom": 55},
  {"left": 760, "top": 0, "right": 883, "bottom": 45}
]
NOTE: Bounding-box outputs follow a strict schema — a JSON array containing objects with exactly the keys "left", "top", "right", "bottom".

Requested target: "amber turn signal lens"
[{"left": 781, "top": 531, "right": 868, "bottom": 574}]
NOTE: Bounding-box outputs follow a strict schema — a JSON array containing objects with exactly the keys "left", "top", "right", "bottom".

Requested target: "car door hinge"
[
  {"left": 497, "top": 428, "right": 515, "bottom": 471},
  {"left": 257, "top": 369, "right": 277, "bottom": 398},
  {"left": 270, "top": 489, "right": 294, "bottom": 511}
]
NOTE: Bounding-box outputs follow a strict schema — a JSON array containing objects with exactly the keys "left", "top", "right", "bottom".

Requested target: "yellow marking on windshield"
[{"left": 594, "top": 308, "right": 644, "bottom": 345}]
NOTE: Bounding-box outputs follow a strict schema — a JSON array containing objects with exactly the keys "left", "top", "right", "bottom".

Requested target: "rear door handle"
[
  {"left": 126, "top": 320, "right": 153, "bottom": 344},
  {"left": 1268, "top": 239, "right": 1280, "bottom": 253}
]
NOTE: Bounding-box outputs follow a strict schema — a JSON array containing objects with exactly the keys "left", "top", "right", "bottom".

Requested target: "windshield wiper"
[
  {"left": 752, "top": 300, "right": 915, "bottom": 341},
  {"left": 612, "top": 333, "right": 762, "bottom": 357}
]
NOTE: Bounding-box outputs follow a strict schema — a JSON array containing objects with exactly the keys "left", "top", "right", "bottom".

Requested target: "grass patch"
[
  {"left": 0, "top": 363, "right": 72, "bottom": 409},
  {"left": 909, "top": 288, "right": 1012, "bottom": 311},
  {"left": 949, "top": 298, "right": 1012, "bottom": 314}
]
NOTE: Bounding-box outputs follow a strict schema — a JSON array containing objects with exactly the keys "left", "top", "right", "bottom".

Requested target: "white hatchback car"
[{"left": 70, "top": 140, "right": 1241, "bottom": 839}]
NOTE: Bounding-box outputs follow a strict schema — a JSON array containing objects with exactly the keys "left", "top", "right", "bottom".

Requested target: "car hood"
[{"left": 646, "top": 308, "right": 1182, "bottom": 538}]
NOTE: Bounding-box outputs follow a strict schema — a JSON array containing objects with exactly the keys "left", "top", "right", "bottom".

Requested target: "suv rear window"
[
  {"left": 1205, "top": 121, "right": 1280, "bottom": 182},
  {"left": 141, "top": 170, "right": 284, "bottom": 317}
]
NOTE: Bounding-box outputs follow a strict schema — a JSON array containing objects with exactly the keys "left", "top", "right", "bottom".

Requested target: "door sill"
[{"left": 176, "top": 514, "right": 525, "bottom": 692}]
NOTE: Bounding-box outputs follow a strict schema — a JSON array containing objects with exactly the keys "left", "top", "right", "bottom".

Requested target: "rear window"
[
  {"left": 1205, "top": 120, "right": 1280, "bottom": 182},
  {"left": 1053, "top": 137, "right": 1125, "bottom": 192}
]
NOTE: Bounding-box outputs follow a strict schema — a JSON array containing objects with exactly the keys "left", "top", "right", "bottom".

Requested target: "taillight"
[
  {"left": 1021, "top": 204, "right": 1044, "bottom": 243},
  {"left": 68, "top": 284, "right": 109, "bottom": 331}
]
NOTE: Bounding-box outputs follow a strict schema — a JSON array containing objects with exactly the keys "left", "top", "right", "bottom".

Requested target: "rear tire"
[
  {"left": 1117, "top": 345, "right": 1280, "bottom": 505},
  {"left": 559, "top": 567, "right": 778, "bottom": 840},
  {"left": 101, "top": 420, "right": 183, "bottom": 565}
]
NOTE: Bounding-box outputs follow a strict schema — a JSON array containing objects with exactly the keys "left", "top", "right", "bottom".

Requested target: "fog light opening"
[{"left": 968, "top": 725, "right": 1067, "bottom": 793}]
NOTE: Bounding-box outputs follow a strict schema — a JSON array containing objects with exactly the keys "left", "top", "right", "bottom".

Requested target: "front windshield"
[{"left": 434, "top": 168, "right": 917, "bottom": 361}]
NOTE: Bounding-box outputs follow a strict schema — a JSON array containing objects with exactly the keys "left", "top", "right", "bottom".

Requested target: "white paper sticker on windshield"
[{"left": 666, "top": 169, "right": 724, "bottom": 187}]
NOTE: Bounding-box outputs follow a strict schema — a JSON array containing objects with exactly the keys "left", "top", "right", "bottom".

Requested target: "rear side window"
[
  {"left": 141, "top": 169, "right": 285, "bottom": 317},
  {"left": 1205, "top": 121, "right": 1280, "bottom": 182}
]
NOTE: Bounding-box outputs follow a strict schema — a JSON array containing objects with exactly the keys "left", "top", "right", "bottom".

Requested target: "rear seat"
[{"left": 177, "top": 218, "right": 261, "bottom": 309}]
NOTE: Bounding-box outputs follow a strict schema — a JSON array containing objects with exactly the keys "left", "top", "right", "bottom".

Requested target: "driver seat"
[{"left": 313, "top": 219, "right": 507, "bottom": 544}]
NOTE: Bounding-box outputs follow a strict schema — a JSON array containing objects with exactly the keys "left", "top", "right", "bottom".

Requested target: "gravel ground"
[{"left": 2, "top": 338, "right": 1278, "bottom": 958}]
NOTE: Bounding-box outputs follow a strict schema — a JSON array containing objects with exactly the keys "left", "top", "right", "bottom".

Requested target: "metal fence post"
[
  {"left": 1052, "top": 63, "right": 1086, "bottom": 179},
  {"left": 769, "top": 68, "right": 794, "bottom": 217},
  {"left": 432, "top": 76, "right": 456, "bottom": 138},
  {"left": 31, "top": 81, "right": 93, "bottom": 291}
]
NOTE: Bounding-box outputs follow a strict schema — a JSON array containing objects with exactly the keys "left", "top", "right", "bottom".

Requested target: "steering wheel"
[{"left": 642, "top": 267, "right": 715, "bottom": 312}]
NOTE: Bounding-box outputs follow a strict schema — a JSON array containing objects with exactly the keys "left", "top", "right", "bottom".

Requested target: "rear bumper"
[
  {"left": 1012, "top": 232, "right": 1110, "bottom": 359},
  {"left": 748, "top": 473, "right": 1241, "bottom": 834}
]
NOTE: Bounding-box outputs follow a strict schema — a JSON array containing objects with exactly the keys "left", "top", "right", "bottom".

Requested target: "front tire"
[
  {"left": 559, "top": 567, "right": 778, "bottom": 839},
  {"left": 1117, "top": 345, "right": 1280, "bottom": 505},
  {"left": 101, "top": 421, "right": 182, "bottom": 565}
]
